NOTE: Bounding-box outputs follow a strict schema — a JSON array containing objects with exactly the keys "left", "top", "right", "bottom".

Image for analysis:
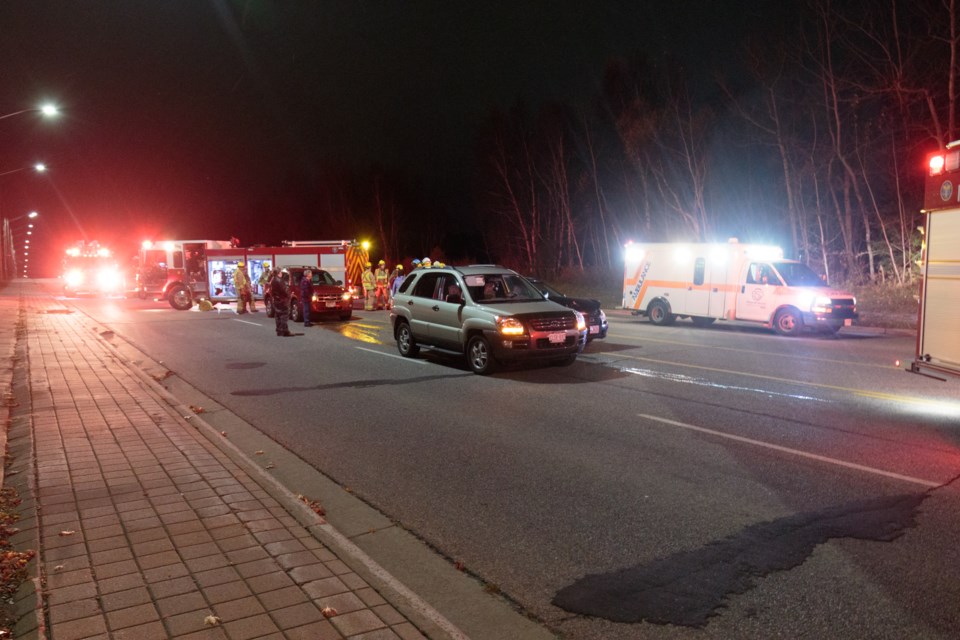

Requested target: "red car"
[{"left": 263, "top": 266, "right": 353, "bottom": 322}]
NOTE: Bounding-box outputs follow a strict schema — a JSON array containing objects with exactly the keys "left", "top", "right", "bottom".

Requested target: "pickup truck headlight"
[
  {"left": 341, "top": 292, "right": 352, "bottom": 301},
  {"left": 496, "top": 316, "right": 525, "bottom": 336},
  {"left": 574, "top": 310, "right": 587, "bottom": 331}
]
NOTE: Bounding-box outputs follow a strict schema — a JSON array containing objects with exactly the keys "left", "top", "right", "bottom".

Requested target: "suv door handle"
[{"left": 432, "top": 305, "right": 440, "bottom": 311}]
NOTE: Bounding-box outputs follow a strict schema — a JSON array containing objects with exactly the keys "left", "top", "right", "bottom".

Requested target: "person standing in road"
[
  {"left": 374, "top": 259, "right": 390, "bottom": 310},
  {"left": 300, "top": 269, "right": 314, "bottom": 327},
  {"left": 270, "top": 268, "right": 293, "bottom": 336},
  {"left": 361, "top": 261, "right": 376, "bottom": 311},
  {"left": 234, "top": 261, "right": 251, "bottom": 314},
  {"left": 389, "top": 264, "right": 405, "bottom": 307}
]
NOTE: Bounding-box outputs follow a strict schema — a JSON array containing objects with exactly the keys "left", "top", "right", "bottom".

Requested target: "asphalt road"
[{"left": 58, "top": 285, "right": 960, "bottom": 640}]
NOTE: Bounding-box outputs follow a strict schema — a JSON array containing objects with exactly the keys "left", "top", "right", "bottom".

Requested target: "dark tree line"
[
  {"left": 471, "top": 0, "right": 958, "bottom": 283},
  {"left": 295, "top": 0, "right": 955, "bottom": 284}
]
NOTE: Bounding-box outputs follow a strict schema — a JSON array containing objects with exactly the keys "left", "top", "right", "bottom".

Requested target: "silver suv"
[{"left": 389, "top": 265, "right": 587, "bottom": 374}]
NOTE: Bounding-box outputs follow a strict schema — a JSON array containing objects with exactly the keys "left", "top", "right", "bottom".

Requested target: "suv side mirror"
[{"left": 336, "top": 279, "right": 343, "bottom": 286}]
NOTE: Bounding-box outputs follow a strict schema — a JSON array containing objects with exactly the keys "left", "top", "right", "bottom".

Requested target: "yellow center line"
[
  {"left": 606, "top": 331, "right": 894, "bottom": 370},
  {"left": 604, "top": 351, "right": 925, "bottom": 405}
]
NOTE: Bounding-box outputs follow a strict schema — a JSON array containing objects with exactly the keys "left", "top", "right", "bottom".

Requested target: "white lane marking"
[
  {"left": 356, "top": 346, "right": 427, "bottom": 364},
  {"left": 638, "top": 413, "right": 941, "bottom": 488},
  {"left": 233, "top": 319, "right": 263, "bottom": 327}
]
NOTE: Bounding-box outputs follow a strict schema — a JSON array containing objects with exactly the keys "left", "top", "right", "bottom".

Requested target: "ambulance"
[
  {"left": 912, "top": 144, "right": 960, "bottom": 379},
  {"left": 622, "top": 239, "right": 858, "bottom": 336},
  {"left": 137, "top": 239, "right": 368, "bottom": 310}
]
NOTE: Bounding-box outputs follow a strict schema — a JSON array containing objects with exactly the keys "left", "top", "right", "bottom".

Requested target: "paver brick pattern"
[{"left": 26, "top": 302, "right": 425, "bottom": 639}]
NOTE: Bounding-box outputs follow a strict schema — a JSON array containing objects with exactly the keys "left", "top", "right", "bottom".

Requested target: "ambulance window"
[{"left": 693, "top": 258, "right": 705, "bottom": 286}]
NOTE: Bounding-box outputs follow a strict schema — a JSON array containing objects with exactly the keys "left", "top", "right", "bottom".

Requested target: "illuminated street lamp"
[
  {"left": 0, "top": 103, "right": 60, "bottom": 121},
  {"left": 0, "top": 163, "right": 47, "bottom": 178}
]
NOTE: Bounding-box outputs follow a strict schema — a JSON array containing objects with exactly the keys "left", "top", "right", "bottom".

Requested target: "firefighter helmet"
[
  {"left": 365, "top": 261, "right": 372, "bottom": 267},
  {"left": 422, "top": 257, "right": 432, "bottom": 266},
  {"left": 378, "top": 259, "right": 385, "bottom": 265},
  {"left": 412, "top": 259, "right": 421, "bottom": 267},
  {"left": 396, "top": 264, "right": 403, "bottom": 270}
]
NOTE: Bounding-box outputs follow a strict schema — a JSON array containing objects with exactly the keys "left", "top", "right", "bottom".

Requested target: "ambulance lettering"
[{"left": 630, "top": 262, "right": 650, "bottom": 303}]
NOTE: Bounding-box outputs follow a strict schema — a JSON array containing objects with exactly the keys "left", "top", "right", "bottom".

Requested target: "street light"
[
  {"left": 0, "top": 103, "right": 60, "bottom": 121},
  {"left": 0, "top": 163, "right": 47, "bottom": 178}
]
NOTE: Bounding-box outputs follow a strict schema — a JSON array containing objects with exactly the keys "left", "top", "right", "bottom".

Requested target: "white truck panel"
[{"left": 917, "top": 209, "right": 960, "bottom": 375}]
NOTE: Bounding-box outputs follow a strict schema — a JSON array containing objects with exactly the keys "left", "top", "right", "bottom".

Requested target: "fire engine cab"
[
  {"left": 913, "top": 144, "right": 960, "bottom": 379},
  {"left": 61, "top": 241, "right": 124, "bottom": 296},
  {"left": 136, "top": 239, "right": 368, "bottom": 311}
]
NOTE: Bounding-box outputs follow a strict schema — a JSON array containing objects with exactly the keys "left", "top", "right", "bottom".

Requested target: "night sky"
[{"left": 0, "top": 1, "right": 796, "bottom": 275}]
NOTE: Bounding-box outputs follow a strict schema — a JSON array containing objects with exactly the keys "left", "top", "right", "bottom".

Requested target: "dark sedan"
[{"left": 527, "top": 277, "right": 608, "bottom": 341}]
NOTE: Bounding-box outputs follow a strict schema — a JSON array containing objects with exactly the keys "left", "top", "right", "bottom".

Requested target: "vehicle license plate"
[
  {"left": 326, "top": 301, "right": 338, "bottom": 308},
  {"left": 589, "top": 325, "right": 599, "bottom": 334},
  {"left": 548, "top": 332, "right": 566, "bottom": 344}
]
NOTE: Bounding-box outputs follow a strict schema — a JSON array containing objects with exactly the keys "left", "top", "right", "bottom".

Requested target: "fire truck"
[
  {"left": 61, "top": 241, "right": 125, "bottom": 296},
  {"left": 912, "top": 144, "right": 960, "bottom": 379},
  {"left": 136, "top": 239, "right": 369, "bottom": 310}
]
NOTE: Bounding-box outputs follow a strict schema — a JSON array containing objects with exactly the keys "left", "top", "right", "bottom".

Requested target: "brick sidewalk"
[{"left": 10, "top": 288, "right": 438, "bottom": 639}]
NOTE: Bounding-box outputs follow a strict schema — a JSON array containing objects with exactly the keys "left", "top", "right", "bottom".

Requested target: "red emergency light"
[{"left": 929, "top": 154, "right": 945, "bottom": 176}]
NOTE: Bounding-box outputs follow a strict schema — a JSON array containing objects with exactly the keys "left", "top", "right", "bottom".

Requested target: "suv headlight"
[
  {"left": 496, "top": 316, "right": 525, "bottom": 336},
  {"left": 574, "top": 310, "right": 587, "bottom": 331}
]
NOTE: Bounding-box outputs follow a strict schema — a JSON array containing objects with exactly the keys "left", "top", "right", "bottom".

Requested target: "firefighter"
[
  {"left": 422, "top": 257, "right": 432, "bottom": 268},
  {"left": 411, "top": 258, "right": 421, "bottom": 270},
  {"left": 374, "top": 259, "right": 390, "bottom": 310},
  {"left": 270, "top": 268, "right": 293, "bottom": 336},
  {"left": 257, "top": 262, "right": 272, "bottom": 294},
  {"left": 234, "top": 262, "right": 251, "bottom": 314},
  {"left": 361, "top": 261, "right": 376, "bottom": 311}
]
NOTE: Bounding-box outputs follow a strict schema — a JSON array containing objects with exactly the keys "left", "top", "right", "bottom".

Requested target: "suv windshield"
[
  {"left": 773, "top": 262, "right": 826, "bottom": 287},
  {"left": 464, "top": 273, "right": 544, "bottom": 303}
]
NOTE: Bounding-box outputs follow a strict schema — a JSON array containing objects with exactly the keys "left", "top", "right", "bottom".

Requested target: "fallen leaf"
[
  {"left": 220, "top": 431, "right": 227, "bottom": 437},
  {"left": 254, "top": 450, "right": 264, "bottom": 455},
  {"left": 454, "top": 561, "right": 465, "bottom": 571},
  {"left": 297, "top": 494, "right": 326, "bottom": 516},
  {"left": 321, "top": 607, "right": 338, "bottom": 618},
  {"left": 189, "top": 405, "right": 205, "bottom": 414},
  {"left": 265, "top": 463, "right": 275, "bottom": 469},
  {"left": 204, "top": 615, "right": 222, "bottom": 626},
  {"left": 54, "top": 565, "right": 65, "bottom": 572},
  {"left": 58, "top": 531, "right": 76, "bottom": 537}
]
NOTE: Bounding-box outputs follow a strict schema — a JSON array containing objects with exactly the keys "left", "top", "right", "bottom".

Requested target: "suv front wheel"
[
  {"left": 466, "top": 335, "right": 498, "bottom": 375},
  {"left": 396, "top": 321, "right": 420, "bottom": 357}
]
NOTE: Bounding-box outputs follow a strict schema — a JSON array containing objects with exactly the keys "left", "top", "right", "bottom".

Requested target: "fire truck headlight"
[
  {"left": 496, "top": 316, "right": 525, "bottom": 336},
  {"left": 97, "top": 267, "right": 122, "bottom": 291},
  {"left": 65, "top": 269, "right": 84, "bottom": 288}
]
